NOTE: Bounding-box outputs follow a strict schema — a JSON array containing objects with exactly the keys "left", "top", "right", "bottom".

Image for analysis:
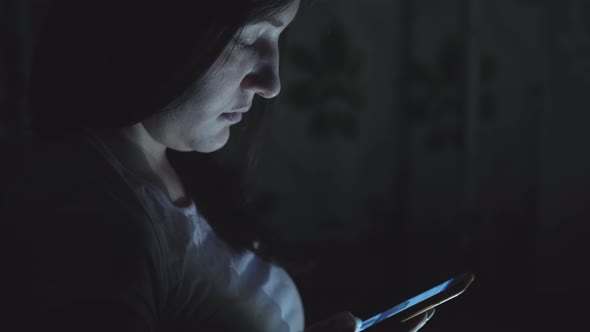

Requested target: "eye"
[{"left": 233, "top": 37, "right": 256, "bottom": 50}]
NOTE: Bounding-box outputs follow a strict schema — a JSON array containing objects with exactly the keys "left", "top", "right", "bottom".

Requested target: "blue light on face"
[{"left": 358, "top": 278, "right": 453, "bottom": 331}]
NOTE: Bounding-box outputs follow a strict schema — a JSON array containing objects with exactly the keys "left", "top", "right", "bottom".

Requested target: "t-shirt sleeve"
[{"left": 7, "top": 196, "right": 166, "bottom": 332}]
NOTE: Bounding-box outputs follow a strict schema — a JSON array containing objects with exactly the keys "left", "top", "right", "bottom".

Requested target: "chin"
[{"left": 194, "top": 127, "right": 230, "bottom": 153}]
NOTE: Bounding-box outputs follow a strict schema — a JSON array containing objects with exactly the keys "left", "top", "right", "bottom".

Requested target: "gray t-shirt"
[{"left": 87, "top": 134, "right": 305, "bottom": 332}]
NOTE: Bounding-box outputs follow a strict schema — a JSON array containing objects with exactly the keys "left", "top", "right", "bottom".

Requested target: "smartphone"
[{"left": 355, "top": 272, "right": 474, "bottom": 331}]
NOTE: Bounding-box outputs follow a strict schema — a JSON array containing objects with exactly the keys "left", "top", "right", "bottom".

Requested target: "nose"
[{"left": 240, "top": 47, "right": 281, "bottom": 99}]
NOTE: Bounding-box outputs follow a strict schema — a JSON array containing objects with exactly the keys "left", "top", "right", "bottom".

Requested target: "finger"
[
  {"left": 426, "top": 308, "right": 435, "bottom": 322},
  {"left": 305, "top": 311, "right": 359, "bottom": 332},
  {"left": 404, "top": 309, "right": 435, "bottom": 332},
  {"left": 375, "top": 308, "right": 435, "bottom": 332}
]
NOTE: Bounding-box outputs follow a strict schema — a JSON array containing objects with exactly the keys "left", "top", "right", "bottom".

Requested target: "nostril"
[{"left": 242, "top": 67, "right": 281, "bottom": 99}]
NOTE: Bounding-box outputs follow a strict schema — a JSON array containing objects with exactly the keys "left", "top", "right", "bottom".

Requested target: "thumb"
[{"left": 305, "top": 311, "right": 361, "bottom": 332}]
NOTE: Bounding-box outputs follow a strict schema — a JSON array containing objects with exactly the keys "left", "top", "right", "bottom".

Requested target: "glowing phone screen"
[{"left": 358, "top": 278, "right": 454, "bottom": 331}]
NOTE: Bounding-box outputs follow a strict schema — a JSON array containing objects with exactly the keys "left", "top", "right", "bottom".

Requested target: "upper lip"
[{"left": 229, "top": 105, "right": 251, "bottom": 113}]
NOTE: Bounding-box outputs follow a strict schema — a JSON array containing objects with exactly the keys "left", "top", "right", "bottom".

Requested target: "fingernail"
[{"left": 426, "top": 308, "right": 435, "bottom": 321}]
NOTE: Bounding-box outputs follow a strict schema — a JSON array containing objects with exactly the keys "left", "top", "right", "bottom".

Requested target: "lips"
[
  {"left": 231, "top": 106, "right": 251, "bottom": 113},
  {"left": 221, "top": 105, "right": 250, "bottom": 124},
  {"left": 221, "top": 112, "right": 243, "bottom": 123}
]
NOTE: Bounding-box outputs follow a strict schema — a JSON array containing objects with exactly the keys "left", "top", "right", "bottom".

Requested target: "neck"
[
  {"left": 91, "top": 125, "right": 189, "bottom": 206},
  {"left": 120, "top": 124, "right": 169, "bottom": 173}
]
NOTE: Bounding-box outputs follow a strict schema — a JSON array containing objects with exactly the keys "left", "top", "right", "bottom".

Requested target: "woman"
[{"left": 2, "top": 0, "right": 433, "bottom": 331}]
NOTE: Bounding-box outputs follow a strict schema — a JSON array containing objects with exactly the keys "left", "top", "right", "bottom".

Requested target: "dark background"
[{"left": 1, "top": 0, "right": 588, "bottom": 331}]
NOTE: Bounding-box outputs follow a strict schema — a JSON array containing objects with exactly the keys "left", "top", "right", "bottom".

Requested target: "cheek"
[
  {"left": 144, "top": 105, "right": 205, "bottom": 141},
  {"left": 175, "top": 99, "right": 225, "bottom": 133},
  {"left": 223, "top": 51, "right": 255, "bottom": 84},
  {"left": 173, "top": 90, "right": 219, "bottom": 124}
]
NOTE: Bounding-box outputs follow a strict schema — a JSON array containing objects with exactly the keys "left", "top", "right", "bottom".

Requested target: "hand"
[{"left": 304, "top": 309, "right": 435, "bottom": 332}]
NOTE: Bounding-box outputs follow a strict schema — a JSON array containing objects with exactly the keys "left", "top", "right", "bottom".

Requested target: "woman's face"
[{"left": 141, "top": 0, "right": 300, "bottom": 153}]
